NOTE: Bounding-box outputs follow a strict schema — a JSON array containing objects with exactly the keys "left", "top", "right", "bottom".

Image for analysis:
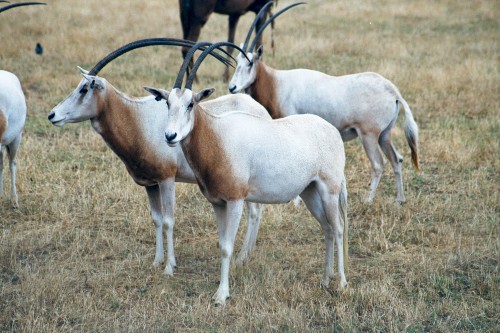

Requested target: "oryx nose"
[
  {"left": 48, "top": 112, "right": 55, "bottom": 121},
  {"left": 165, "top": 132, "right": 177, "bottom": 142},
  {"left": 228, "top": 84, "right": 237, "bottom": 94}
]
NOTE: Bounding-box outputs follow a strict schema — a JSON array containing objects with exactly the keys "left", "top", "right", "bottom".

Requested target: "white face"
[
  {"left": 48, "top": 75, "right": 103, "bottom": 126},
  {"left": 164, "top": 88, "right": 196, "bottom": 147},
  {"left": 144, "top": 86, "right": 215, "bottom": 147},
  {"left": 228, "top": 52, "right": 257, "bottom": 94}
]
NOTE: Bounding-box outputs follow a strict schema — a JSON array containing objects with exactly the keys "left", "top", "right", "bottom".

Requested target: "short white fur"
[
  {"left": 0, "top": 70, "right": 26, "bottom": 208},
  {"left": 229, "top": 46, "right": 420, "bottom": 204},
  {"left": 48, "top": 68, "right": 268, "bottom": 275},
  {"left": 145, "top": 85, "right": 349, "bottom": 306}
]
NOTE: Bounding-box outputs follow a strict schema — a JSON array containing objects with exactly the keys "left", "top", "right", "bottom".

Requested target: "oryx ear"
[
  {"left": 82, "top": 74, "right": 104, "bottom": 90},
  {"left": 194, "top": 88, "right": 215, "bottom": 103},
  {"left": 77, "top": 66, "right": 89, "bottom": 75},
  {"left": 144, "top": 86, "right": 170, "bottom": 101},
  {"left": 256, "top": 45, "right": 264, "bottom": 60}
]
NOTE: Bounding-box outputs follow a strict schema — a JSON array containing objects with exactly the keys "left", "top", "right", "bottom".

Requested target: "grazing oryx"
[
  {"left": 228, "top": 3, "right": 419, "bottom": 204},
  {"left": 179, "top": 0, "right": 275, "bottom": 82},
  {"left": 145, "top": 40, "right": 349, "bottom": 305},
  {"left": 48, "top": 38, "right": 267, "bottom": 275},
  {"left": 1, "top": 1, "right": 46, "bottom": 207}
]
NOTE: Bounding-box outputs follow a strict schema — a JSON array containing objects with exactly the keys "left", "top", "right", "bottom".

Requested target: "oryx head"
[
  {"left": 47, "top": 38, "right": 227, "bottom": 126},
  {"left": 144, "top": 41, "right": 249, "bottom": 147},
  {"left": 228, "top": 1, "right": 305, "bottom": 94},
  {"left": 48, "top": 67, "right": 106, "bottom": 126}
]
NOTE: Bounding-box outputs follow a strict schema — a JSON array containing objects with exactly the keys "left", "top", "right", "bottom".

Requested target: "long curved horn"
[
  {"left": 173, "top": 42, "right": 212, "bottom": 89},
  {"left": 185, "top": 42, "right": 251, "bottom": 89},
  {"left": 172, "top": 41, "right": 235, "bottom": 89},
  {"left": 241, "top": 1, "right": 275, "bottom": 53},
  {"left": 249, "top": 2, "right": 305, "bottom": 53},
  {"left": 0, "top": 1, "right": 46, "bottom": 13},
  {"left": 88, "top": 38, "right": 232, "bottom": 77}
]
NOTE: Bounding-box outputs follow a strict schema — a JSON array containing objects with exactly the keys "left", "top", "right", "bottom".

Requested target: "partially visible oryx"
[
  {"left": 144, "top": 39, "right": 349, "bottom": 305},
  {"left": 229, "top": 2, "right": 420, "bottom": 204},
  {"left": 1, "top": 1, "right": 46, "bottom": 207},
  {"left": 0, "top": 70, "right": 26, "bottom": 208},
  {"left": 178, "top": 0, "right": 275, "bottom": 82},
  {"left": 48, "top": 38, "right": 267, "bottom": 275}
]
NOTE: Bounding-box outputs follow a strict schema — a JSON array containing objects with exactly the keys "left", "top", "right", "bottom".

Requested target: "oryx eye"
[
  {"left": 188, "top": 102, "right": 194, "bottom": 109},
  {"left": 79, "top": 86, "right": 88, "bottom": 94},
  {"left": 247, "top": 61, "right": 253, "bottom": 68}
]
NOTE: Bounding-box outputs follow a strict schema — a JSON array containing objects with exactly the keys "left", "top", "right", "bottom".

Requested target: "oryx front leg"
[
  {"left": 236, "top": 202, "right": 264, "bottom": 265},
  {"left": 146, "top": 185, "right": 165, "bottom": 269},
  {"left": 212, "top": 200, "right": 244, "bottom": 305},
  {"left": 146, "top": 179, "right": 177, "bottom": 275},
  {"left": 158, "top": 178, "right": 177, "bottom": 276}
]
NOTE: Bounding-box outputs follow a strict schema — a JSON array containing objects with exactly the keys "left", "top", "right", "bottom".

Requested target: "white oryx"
[
  {"left": 145, "top": 40, "right": 349, "bottom": 305},
  {"left": 0, "top": 70, "right": 26, "bottom": 208},
  {"left": 229, "top": 2, "right": 419, "bottom": 204},
  {"left": 48, "top": 38, "right": 267, "bottom": 275},
  {"left": 1, "top": 1, "right": 46, "bottom": 207}
]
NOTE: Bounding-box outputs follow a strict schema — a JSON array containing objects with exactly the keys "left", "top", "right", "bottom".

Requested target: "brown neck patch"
[
  {"left": 248, "top": 62, "right": 282, "bottom": 119},
  {"left": 0, "top": 110, "right": 7, "bottom": 142},
  {"left": 93, "top": 87, "right": 176, "bottom": 185},
  {"left": 182, "top": 107, "right": 248, "bottom": 203}
]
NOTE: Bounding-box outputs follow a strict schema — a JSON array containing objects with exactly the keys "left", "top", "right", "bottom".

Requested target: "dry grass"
[{"left": 0, "top": 0, "right": 498, "bottom": 331}]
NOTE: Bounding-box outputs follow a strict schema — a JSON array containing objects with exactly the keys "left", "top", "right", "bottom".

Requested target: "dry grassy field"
[{"left": 1, "top": 0, "right": 498, "bottom": 331}]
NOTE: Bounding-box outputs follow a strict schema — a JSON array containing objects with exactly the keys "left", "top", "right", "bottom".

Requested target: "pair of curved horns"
[
  {"left": 0, "top": 1, "right": 46, "bottom": 13},
  {"left": 243, "top": 2, "right": 305, "bottom": 54},
  {"left": 173, "top": 41, "right": 252, "bottom": 90},
  {"left": 87, "top": 38, "right": 233, "bottom": 77},
  {"left": 241, "top": 1, "right": 275, "bottom": 53}
]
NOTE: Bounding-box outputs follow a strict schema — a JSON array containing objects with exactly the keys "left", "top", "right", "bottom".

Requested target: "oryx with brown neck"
[
  {"left": 48, "top": 38, "right": 266, "bottom": 276},
  {"left": 145, "top": 40, "right": 349, "bottom": 305},
  {"left": 229, "top": 2, "right": 419, "bottom": 204}
]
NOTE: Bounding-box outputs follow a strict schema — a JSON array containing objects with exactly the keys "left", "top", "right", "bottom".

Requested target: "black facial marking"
[{"left": 79, "top": 85, "right": 88, "bottom": 94}]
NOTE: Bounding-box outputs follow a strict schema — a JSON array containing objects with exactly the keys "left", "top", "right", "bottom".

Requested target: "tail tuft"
[{"left": 399, "top": 99, "right": 420, "bottom": 172}]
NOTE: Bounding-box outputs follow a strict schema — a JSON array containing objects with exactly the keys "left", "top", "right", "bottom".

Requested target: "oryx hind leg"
[
  {"left": 379, "top": 119, "right": 405, "bottom": 203},
  {"left": 300, "top": 182, "right": 347, "bottom": 289},
  {"left": 359, "top": 131, "right": 385, "bottom": 204},
  {"left": 6, "top": 133, "right": 22, "bottom": 208},
  {"left": 0, "top": 144, "right": 4, "bottom": 197}
]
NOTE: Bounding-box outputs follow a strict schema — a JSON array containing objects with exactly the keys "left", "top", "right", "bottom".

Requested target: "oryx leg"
[
  {"left": 145, "top": 178, "right": 177, "bottom": 275},
  {"left": 0, "top": 144, "right": 4, "bottom": 197},
  {"left": 212, "top": 200, "right": 244, "bottom": 305},
  {"left": 359, "top": 132, "right": 385, "bottom": 204},
  {"left": 301, "top": 182, "right": 347, "bottom": 289},
  {"left": 158, "top": 178, "right": 177, "bottom": 275},
  {"left": 379, "top": 119, "right": 405, "bottom": 203},
  {"left": 6, "top": 133, "right": 22, "bottom": 208},
  {"left": 236, "top": 202, "right": 264, "bottom": 265}
]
